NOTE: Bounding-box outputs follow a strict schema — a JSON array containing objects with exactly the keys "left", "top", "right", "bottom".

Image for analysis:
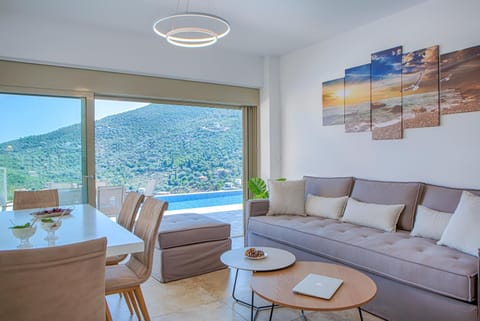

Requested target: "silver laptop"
[{"left": 292, "top": 273, "right": 343, "bottom": 300}]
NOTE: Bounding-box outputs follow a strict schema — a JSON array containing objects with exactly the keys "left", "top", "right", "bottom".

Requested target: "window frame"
[{"left": 0, "top": 60, "right": 259, "bottom": 206}]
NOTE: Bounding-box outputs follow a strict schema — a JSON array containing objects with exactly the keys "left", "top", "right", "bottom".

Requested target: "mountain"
[{"left": 0, "top": 104, "right": 243, "bottom": 198}]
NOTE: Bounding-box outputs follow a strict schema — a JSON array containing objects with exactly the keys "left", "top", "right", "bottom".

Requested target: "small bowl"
[
  {"left": 11, "top": 226, "right": 37, "bottom": 248},
  {"left": 11, "top": 226, "right": 37, "bottom": 240}
]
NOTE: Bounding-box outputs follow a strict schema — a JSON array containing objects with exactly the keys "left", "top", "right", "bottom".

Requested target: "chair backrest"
[
  {"left": 0, "top": 238, "right": 107, "bottom": 321},
  {"left": 144, "top": 179, "right": 156, "bottom": 197},
  {"left": 126, "top": 198, "right": 168, "bottom": 282},
  {"left": 117, "top": 192, "right": 145, "bottom": 231},
  {"left": 97, "top": 185, "right": 125, "bottom": 217},
  {"left": 13, "top": 189, "right": 59, "bottom": 210}
]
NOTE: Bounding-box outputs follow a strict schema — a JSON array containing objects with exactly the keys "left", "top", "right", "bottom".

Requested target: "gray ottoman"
[{"left": 153, "top": 213, "right": 231, "bottom": 283}]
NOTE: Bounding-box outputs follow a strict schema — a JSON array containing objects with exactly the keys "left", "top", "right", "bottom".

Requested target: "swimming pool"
[{"left": 154, "top": 190, "right": 243, "bottom": 210}]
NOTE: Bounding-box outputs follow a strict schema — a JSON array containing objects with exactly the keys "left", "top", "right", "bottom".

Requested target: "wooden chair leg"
[
  {"left": 105, "top": 298, "right": 113, "bottom": 321},
  {"left": 123, "top": 290, "right": 134, "bottom": 315},
  {"left": 133, "top": 286, "right": 151, "bottom": 321},
  {"left": 127, "top": 290, "right": 142, "bottom": 320}
]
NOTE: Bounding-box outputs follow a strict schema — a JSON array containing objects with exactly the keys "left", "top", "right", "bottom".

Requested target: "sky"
[
  {"left": 322, "top": 78, "right": 344, "bottom": 108},
  {"left": 0, "top": 94, "right": 148, "bottom": 143}
]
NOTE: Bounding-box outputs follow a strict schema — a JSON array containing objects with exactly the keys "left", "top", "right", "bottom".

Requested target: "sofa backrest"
[
  {"left": 303, "top": 176, "right": 354, "bottom": 198},
  {"left": 350, "top": 178, "right": 423, "bottom": 231},
  {"left": 420, "top": 184, "right": 480, "bottom": 213}
]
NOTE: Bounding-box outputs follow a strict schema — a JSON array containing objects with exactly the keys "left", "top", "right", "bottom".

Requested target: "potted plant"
[{"left": 247, "top": 177, "right": 286, "bottom": 199}]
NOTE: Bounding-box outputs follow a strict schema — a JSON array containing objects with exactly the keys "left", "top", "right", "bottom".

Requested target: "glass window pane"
[
  {"left": 0, "top": 93, "right": 85, "bottom": 209},
  {"left": 95, "top": 99, "right": 244, "bottom": 235}
]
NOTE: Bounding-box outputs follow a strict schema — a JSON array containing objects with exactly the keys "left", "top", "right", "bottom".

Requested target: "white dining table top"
[{"left": 0, "top": 204, "right": 144, "bottom": 257}]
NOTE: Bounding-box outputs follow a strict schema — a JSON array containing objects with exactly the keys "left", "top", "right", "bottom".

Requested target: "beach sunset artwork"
[
  {"left": 440, "top": 45, "right": 480, "bottom": 115},
  {"left": 345, "top": 64, "right": 371, "bottom": 132},
  {"left": 322, "top": 78, "right": 345, "bottom": 126},
  {"left": 371, "top": 46, "right": 403, "bottom": 140},
  {"left": 402, "top": 45, "right": 440, "bottom": 128}
]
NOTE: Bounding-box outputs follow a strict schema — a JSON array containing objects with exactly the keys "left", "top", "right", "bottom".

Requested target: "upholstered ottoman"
[{"left": 153, "top": 213, "right": 231, "bottom": 283}]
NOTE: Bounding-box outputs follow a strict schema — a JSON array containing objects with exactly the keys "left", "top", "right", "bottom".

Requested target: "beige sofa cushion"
[
  {"left": 350, "top": 178, "right": 423, "bottom": 231},
  {"left": 305, "top": 194, "right": 348, "bottom": 219},
  {"left": 342, "top": 198, "right": 404, "bottom": 232},
  {"left": 267, "top": 179, "right": 306, "bottom": 216},
  {"left": 410, "top": 205, "right": 452, "bottom": 241},
  {"left": 438, "top": 191, "right": 480, "bottom": 256}
]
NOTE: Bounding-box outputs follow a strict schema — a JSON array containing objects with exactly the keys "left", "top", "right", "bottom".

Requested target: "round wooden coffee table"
[{"left": 251, "top": 261, "right": 377, "bottom": 321}]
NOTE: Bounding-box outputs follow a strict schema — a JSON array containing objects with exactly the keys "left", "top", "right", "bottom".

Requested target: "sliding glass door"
[{"left": 0, "top": 93, "right": 87, "bottom": 209}]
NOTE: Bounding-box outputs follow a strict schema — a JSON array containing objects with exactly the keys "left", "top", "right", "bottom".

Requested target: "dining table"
[{"left": 0, "top": 204, "right": 144, "bottom": 257}]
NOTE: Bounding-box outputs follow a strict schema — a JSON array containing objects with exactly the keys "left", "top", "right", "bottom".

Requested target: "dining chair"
[
  {"left": 97, "top": 185, "right": 125, "bottom": 217},
  {"left": 13, "top": 189, "right": 59, "bottom": 210},
  {"left": 106, "top": 192, "right": 145, "bottom": 266},
  {"left": 105, "top": 198, "right": 168, "bottom": 321},
  {"left": 0, "top": 237, "right": 107, "bottom": 321}
]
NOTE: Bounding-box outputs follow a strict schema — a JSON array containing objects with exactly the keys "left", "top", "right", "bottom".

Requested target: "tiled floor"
[{"left": 107, "top": 236, "right": 384, "bottom": 321}]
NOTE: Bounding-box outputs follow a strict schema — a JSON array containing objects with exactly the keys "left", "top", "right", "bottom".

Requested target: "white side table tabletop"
[{"left": 221, "top": 247, "right": 296, "bottom": 320}]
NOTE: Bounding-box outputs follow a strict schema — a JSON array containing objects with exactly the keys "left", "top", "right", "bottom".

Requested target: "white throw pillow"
[
  {"left": 341, "top": 198, "right": 405, "bottom": 232},
  {"left": 410, "top": 205, "right": 452, "bottom": 240},
  {"left": 267, "top": 179, "right": 306, "bottom": 216},
  {"left": 305, "top": 194, "right": 348, "bottom": 219},
  {"left": 437, "top": 191, "right": 480, "bottom": 257}
]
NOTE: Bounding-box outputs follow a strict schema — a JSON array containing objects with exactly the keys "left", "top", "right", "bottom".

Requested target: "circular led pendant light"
[{"left": 153, "top": 12, "right": 230, "bottom": 48}]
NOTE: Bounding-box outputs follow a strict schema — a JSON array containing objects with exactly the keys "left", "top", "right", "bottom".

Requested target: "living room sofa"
[{"left": 246, "top": 176, "right": 480, "bottom": 321}]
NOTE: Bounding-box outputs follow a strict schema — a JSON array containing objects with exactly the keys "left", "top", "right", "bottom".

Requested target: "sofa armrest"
[
  {"left": 244, "top": 199, "right": 269, "bottom": 246},
  {"left": 246, "top": 199, "right": 269, "bottom": 218}
]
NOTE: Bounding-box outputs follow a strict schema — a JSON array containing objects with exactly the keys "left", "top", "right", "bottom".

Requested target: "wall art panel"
[
  {"left": 371, "top": 46, "right": 403, "bottom": 140},
  {"left": 322, "top": 78, "right": 345, "bottom": 126},
  {"left": 402, "top": 45, "right": 440, "bottom": 128},
  {"left": 345, "top": 64, "right": 371, "bottom": 133},
  {"left": 440, "top": 45, "right": 480, "bottom": 115}
]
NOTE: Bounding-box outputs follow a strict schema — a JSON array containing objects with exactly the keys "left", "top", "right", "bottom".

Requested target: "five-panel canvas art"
[{"left": 322, "top": 45, "right": 480, "bottom": 140}]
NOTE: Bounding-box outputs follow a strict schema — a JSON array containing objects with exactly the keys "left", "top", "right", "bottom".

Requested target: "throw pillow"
[
  {"left": 437, "top": 191, "right": 480, "bottom": 257},
  {"left": 305, "top": 194, "right": 348, "bottom": 219},
  {"left": 266, "top": 179, "right": 306, "bottom": 216},
  {"left": 410, "top": 205, "right": 452, "bottom": 240},
  {"left": 341, "top": 198, "right": 405, "bottom": 232}
]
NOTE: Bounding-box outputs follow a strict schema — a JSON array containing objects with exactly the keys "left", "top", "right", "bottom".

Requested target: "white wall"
[
  {"left": 260, "top": 56, "right": 282, "bottom": 179},
  {"left": 0, "top": 12, "right": 263, "bottom": 88},
  {"left": 279, "top": 0, "right": 480, "bottom": 188}
]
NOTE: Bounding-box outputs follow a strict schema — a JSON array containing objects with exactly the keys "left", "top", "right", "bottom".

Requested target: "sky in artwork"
[
  {"left": 371, "top": 46, "right": 403, "bottom": 100},
  {"left": 322, "top": 78, "right": 344, "bottom": 108},
  {"left": 345, "top": 64, "right": 371, "bottom": 105}
]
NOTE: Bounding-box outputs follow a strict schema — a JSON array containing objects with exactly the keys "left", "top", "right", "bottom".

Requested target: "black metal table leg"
[
  {"left": 250, "top": 291, "right": 254, "bottom": 321},
  {"left": 268, "top": 303, "right": 274, "bottom": 321},
  {"left": 300, "top": 309, "right": 307, "bottom": 321},
  {"left": 358, "top": 307, "right": 364, "bottom": 321},
  {"left": 231, "top": 268, "right": 275, "bottom": 311}
]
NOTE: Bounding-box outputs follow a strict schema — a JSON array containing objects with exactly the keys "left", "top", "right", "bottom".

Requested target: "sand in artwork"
[
  {"left": 402, "top": 45, "right": 440, "bottom": 128},
  {"left": 322, "top": 78, "right": 345, "bottom": 126},
  {"left": 371, "top": 46, "right": 403, "bottom": 140},
  {"left": 345, "top": 64, "right": 371, "bottom": 133},
  {"left": 440, "top": 45, "right": 480, "bottom": 115}
]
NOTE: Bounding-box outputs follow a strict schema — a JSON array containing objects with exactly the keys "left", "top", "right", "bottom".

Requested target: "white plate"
[{"left": 245, "top": 252, "right": 268, "bottom": 260}]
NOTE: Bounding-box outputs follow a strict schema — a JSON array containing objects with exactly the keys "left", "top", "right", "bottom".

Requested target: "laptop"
[{"left": 292, "top": 273, "right": 343, "bottom": 300}]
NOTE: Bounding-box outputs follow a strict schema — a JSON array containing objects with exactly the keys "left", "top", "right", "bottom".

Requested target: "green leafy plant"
[{"left": 247, "top": 177, "right": 286, "bottom": 199}]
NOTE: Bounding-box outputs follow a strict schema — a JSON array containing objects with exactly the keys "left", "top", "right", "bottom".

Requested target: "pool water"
[{"left": 155, "top": 190, "right": 243, "bottom": 210}]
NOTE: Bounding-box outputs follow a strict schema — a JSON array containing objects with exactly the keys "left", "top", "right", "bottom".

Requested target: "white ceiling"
[{"left": 1, "top": 0, "right": 429, "bottom": 56}]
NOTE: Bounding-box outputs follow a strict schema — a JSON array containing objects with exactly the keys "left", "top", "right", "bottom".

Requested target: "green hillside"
[{"left": 0, "top": 104, "right": 242, "bottom": 200}]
